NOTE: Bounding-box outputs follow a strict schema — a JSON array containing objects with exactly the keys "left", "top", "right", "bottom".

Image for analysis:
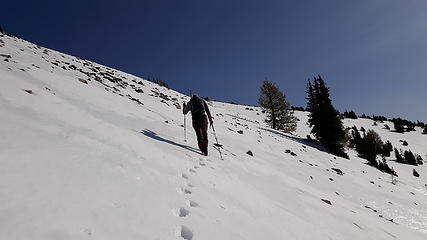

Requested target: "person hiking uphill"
[{"left": 183, "top": 95, "right": 213, "bottom": 156}]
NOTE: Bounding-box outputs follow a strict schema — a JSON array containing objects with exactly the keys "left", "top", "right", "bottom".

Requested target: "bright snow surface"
[{"left": 1, "top": 33, "right": 426, "bottom": 240}]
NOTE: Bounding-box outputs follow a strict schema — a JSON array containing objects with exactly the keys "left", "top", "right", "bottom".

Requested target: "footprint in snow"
[
  {"left": 175, "top": 207, "right": 190, "bottom": 217},
  {"left": 189, "top": 169, "right": 196, "bottom": 173},
  {"left": 177, "top": 187, "right": 192, "bottom": 195},
  {"left": 176, "top": 226, "right": 193, "bottom": 240},
  {"left": 181, "top": 173, "right": 189, "bottom": 179},
  {"left": 81, "top": 228, "right": 92, "bottom": 237},
  {"left": 111, "top": 202, "right": 122, "bottom": 208},
  {"left": 188, "top": 201, "right": 199, "bottom": 207}
]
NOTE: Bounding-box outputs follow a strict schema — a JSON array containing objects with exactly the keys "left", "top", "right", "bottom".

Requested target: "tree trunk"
[{"left": 268, "top": 93, "right": 276, "bottom": 129}]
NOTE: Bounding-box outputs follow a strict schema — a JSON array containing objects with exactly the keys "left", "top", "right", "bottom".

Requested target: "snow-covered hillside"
[{"left": 1, "top": 33, "right": 426, "bottom": 240}]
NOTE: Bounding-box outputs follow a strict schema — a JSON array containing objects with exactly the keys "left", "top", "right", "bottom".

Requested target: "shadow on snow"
[
  {"left": 140, "top": 129, "right": 201, "bottom": 155},
  {"left": 259, "top": 127, "right": 327, "bottom": 153}
]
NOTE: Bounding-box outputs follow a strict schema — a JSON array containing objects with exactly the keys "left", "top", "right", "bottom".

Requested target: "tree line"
[{"left": 258, "top": 76, "right": 424, "bottom": 176}]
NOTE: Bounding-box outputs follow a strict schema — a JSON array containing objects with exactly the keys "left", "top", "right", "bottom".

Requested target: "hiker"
[{"left": 183, "top": 95, "right": 213, "bottom": 156}]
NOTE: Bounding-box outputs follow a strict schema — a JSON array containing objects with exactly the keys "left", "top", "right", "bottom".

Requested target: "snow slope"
[{"left": 1, "top": 33, "right": 426, "bottom": 240}]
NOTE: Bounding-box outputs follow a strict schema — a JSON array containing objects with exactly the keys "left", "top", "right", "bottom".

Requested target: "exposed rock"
[
  {"left": 78, "top": 78, "right": 88, "bottom": 84},
  {"left": 285, "top": 149, "right": 297, "bottom": 156},
  {"left": 134, "top": 88, "right": 144, "bottom": 93},
  {"left": 413, "top": 169, "right": 420, "bottom": 177},
  {"left": 331, "top": 168, "right": 344, "bottom": 176},
  {"left": 174, "top": 102, "right": 181, "bottom": 109},
  {"left": 0, "top": 54, "right": 12, "bottom": 59},
  {"left": 129, "top": 97, "right": 143, "bottom": 105}
]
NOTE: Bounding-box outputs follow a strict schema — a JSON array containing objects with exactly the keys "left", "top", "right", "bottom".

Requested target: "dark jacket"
[{"left": 183, "top": 96, "right": 213, "bottom": 122}]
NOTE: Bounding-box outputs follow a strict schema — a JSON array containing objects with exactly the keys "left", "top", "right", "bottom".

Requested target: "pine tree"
[
  {"left": 343, "top": 110, "right": 357, "bottom": 119},
  {"left": 416, "top": 155, "right": 423, "bottom": 165},
  {"left": 348, "top": 110, "right": 357, "bottom": 119},
  {"left": 258, "top": 80, "right": 298, "bottom": 133},
  {"left": 349, "top": 126, "right": 361, "bottom": 148},
  {"left": 0, "top": 25, "right": 3, "bottom": 33},
  {"left": 306, "top": 76, "right": 348, "bottom": 158},
  {"left": 355, "top": 130, "right": 383, "bottom": 166},
  {"left": 378, "top": 158, "right": 397, "bottom": 176},
  {"left": 404, "top": 150, "right": 417, "bottom": 165},
  {"left": 393, "top": 118, "right": 405, "bottom": 133},
  {"left": 380, "top": 140, "right": 393, "bottom": 157},
  {"left": 394, "top": 148, "right": 405, "bottom": 163}
]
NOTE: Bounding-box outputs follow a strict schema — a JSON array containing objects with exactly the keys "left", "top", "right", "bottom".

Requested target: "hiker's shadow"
[{"left": 140, "top": 129, "right": 201, "bottom": 155}]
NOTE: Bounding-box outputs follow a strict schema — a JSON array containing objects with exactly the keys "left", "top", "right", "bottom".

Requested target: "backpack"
[{"left": 191, "top": 96, "right": 205, "bottom": 116}]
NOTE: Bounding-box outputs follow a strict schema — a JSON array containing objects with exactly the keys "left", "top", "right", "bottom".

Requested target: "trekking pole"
[
  {"left": 211, "top": 123, "right": 223, "bottom": 160},
  {"left": 184, "top": 114, "right": 187, "bottom": 142}
]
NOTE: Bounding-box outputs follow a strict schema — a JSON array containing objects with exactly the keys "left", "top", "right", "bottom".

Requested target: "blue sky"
[{"left": 2, "top": 0, "right": 426, "bottom": 121}]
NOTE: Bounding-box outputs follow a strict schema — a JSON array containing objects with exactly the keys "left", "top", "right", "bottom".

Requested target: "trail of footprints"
[{"left": 174, "top": 158, "right": 210, "bottom": 240}]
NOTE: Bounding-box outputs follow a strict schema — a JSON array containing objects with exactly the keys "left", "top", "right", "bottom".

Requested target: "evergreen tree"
[
  {"left": 416, "top": 155, "right": 423, "bottom": 165},
  {"left": 355, "top": 130, "right": 383, "bottom": 166},
  {"left": 0, "top": 25, "right": 3, "bottom": 33},
  {"left": 378, "top": 158, "right": 398, "bottom": 176},
  {"left": 372, "top": 115, "right": 387, "bottom": 122},
  {"left": 394, "top": 148, "right": 405, "bottom": 163},
  {"left": 259, "top": 80, "right": 298, "bottom": 133},
  {"left": 350, "top": 128, "right": 397, "bottom": 175},
  {"left": 380, "top": 140, "right": 393, "bottom": 157},
  {"left": 343, "top": 110, "right": 357, "bottom": 119},
  {"left": 349, "top": 126, "right": 361, "bottom": 148},
  {"left": 406, "top": 124, "right": 416, "bottom": 132},
  {"left": 393, "top": 121, "right": 405, "bottom": 133},
  {"left": 391, "top": 117, "right": 416, "bottom": 133},
  {"left": 306, "top": 76, "right": 348, "bottom": 158},
  {"left": 404, "top": 150, "right": 417, "bottom": 165}
]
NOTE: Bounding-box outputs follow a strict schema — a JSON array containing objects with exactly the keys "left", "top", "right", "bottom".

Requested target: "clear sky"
[{"left": 2, "top": 0, "right": 426, "bottom": 122}]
